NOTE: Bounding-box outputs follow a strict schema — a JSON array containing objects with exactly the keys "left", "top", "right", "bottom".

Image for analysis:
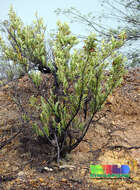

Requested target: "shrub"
[{"left": 0, "top": 6, "right": 126, "bottom": 162}]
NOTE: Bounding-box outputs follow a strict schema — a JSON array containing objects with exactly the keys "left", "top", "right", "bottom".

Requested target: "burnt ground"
[{"left": 0, "top": 67, "right": 140, "bottom": 190}]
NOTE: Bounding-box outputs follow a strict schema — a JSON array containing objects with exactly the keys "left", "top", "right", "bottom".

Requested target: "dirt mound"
[
  {"left": 106, "top": 67, "right": 140, "bottom": 116},
  {"left": 0, "top": 68, "right": 140, "bottom": 189}
]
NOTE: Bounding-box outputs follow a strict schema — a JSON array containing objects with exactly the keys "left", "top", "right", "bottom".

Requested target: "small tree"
[{"left": 0, "top": 7, "right": 126, "bottom": 163}]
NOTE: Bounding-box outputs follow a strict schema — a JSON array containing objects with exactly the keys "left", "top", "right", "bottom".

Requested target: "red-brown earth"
[{"left": 0, "top": 67, "right": 140, "bottom": 189}]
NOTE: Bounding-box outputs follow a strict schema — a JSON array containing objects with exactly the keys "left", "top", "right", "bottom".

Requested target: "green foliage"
[
  {"left": 22, "top": 113, "right": 29, "bottom": 122},
  {"left": 30, "top": 71, "right": 42, "bottom": 87},
  {"left": 0, "top": 5, "right": 47, "bottom": 75},
  {"left": 32, "top": 123, "right": 44, "bottom": 136},
  {"left": 0, "top": 7, "right": 126, "bottom": 162},
  {"left": 29, "top": 21, "right": 126, "bottom": 160},
  {"left": 55, "top": 3, "right": 140, "bottom": 67}
]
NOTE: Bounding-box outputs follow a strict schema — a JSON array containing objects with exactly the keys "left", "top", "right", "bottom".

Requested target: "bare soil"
[{"left": 0, "top": 67, "right": 140, "bottom": 190}]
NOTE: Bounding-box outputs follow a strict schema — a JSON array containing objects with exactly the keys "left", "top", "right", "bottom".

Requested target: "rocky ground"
[{"left": 0, "top": 67, "right": 140, "bottom": 190}]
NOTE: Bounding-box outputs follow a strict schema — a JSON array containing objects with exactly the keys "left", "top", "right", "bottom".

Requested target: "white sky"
[{"left": 0, "top": 0, "right": 103, "bottom": 36}]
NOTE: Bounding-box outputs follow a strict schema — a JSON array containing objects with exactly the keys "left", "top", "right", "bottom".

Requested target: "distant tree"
[
  {"left": 0, "top": 7, "right": 126, "bottom": 163},
  {"left": 55, "top": 0, "right": 140, "bottom": 67},
  {"left": 101, "top": 0, "right": 140, "bottom": 67}
]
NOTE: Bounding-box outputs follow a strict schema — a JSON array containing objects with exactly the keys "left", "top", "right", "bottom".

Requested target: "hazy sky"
[{"left": 0, "top": 0, "right": 102, "bottom": 36}]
